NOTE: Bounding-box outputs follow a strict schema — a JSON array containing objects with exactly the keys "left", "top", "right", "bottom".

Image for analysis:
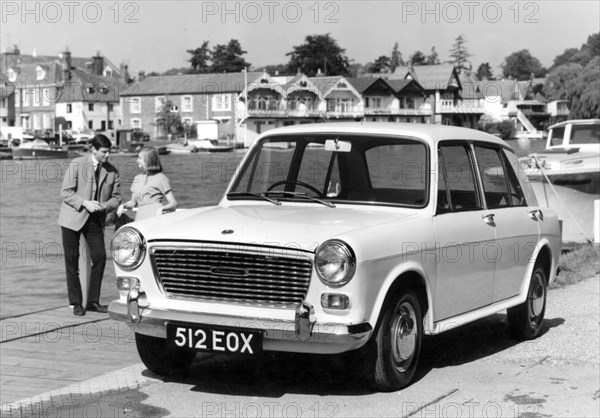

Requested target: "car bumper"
[{"left": 108, "top": 300, "right": 373, "bottom": 354}]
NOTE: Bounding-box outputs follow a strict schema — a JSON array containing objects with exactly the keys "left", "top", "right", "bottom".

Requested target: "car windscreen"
[{"left": 229, "top": 134, "right": 429, "bottom": 207}]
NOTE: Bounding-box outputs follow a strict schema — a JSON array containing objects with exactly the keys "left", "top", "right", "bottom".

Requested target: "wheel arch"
[{"left": 368, "top": 264, "right": 432, "bottom": 335}]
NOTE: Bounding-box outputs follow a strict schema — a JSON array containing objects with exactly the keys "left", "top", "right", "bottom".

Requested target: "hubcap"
[
  {"left": 391, "top": 302, "right": 417, "bottom": 371},
  {"left": 529, "top": 272, "right": 545, "bottom": 318}
]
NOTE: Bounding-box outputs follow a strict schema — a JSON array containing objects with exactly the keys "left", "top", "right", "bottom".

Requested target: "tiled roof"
[
  {"left": 5, "top": 61, "right": 62, "bottom": 84},
  {"left": 389, "top": 64, "right": 460, "bottom": 91},
  {"left": 1, "top": 52, "right": 121, "bottom": 79},
  {"left": 120, "top": 72, "right": 264, "bottom": 96},
  {"left": 56, "top": 68, "right": 122, "bottom": 103},
  {"left": 345, "top": 77, "right": 381, "bottom": 93},
  {"left": 477, "top": 80, "right": 532, "bottom": 103},
  {"left": 386, "top": 79, "right": 423, "bottom": 93}
]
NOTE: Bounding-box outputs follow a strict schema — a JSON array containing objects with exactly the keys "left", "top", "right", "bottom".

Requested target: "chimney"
[
  {"left": 120, "top": 63, "right": 129, "bottom": 82},
  {"left": 62, "top": 49, "right": 72, "bottom": 81},
  {"left": 316, "top": 68, "right": 322, "bottom": 76},
  {"left": 138, "top": 71, "right": 145, "bottom": 81},
  {"left": 92, "top": 52, "right": 104, "bottom": 75}
]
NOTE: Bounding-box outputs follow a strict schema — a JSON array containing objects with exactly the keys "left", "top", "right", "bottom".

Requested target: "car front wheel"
[
  {"left": 507, "top": 264, "right": 547, "bottom": 340},
  {"left": 363, "top": 290, "right": 423, "bottom": 392},
  {"left": 135, "top": 333, "right": 196, "bottom": 376}
]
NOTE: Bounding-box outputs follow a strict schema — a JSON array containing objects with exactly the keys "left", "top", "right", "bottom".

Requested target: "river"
[{"left": 0, "top": 150, "right": 248, "bottom": 318}]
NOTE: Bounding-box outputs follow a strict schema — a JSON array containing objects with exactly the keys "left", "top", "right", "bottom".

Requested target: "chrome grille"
[{"left": 151, "top": 243, "right": 313, "bottom": 307}]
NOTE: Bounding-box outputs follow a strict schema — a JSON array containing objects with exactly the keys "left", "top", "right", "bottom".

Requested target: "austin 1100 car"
[{"left": 109, "top": 122, "right": 561, "bottom": 391}]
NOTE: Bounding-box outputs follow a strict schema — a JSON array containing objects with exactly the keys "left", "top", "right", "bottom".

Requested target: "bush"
[{"left": 478, "top": 120, "right": 516, "bottom": 140}]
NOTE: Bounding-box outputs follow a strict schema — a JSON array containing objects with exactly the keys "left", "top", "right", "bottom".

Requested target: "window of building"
[
  {"left": 181, "top": 96, "right": 193, "bottom": 112},
  {"left": 8, "top": 68, "right": 17, "bottom": 82},
  {"left": 155, "top": 96, "right": 166, "bottom": 112},
  {"left": 88, "top": 103, "right": 94, "bottom": 111},
  {"left": 130, "top": 97, "right": 141, "bottom": 114},
  {"left": 42, "top": 87, "right": 51, "bottom": 106},
  {"left": 131, "top": 118, "right": 141, "bottom": 129},
  {"left": 33, "top": 89, "right": 40, "bottom": 107},
  {"left": 36, "top": 66, "right": 46, "bottom": 80},
  {"left": 67, "top": 104, "right": 72, "bottom": 113},
  {"left": 212, "top": 94, "right": 231, "bottom": 111},
  {"left": 88, "top": 121, "right": 94, "bottom": 129},
  {"left": 108, "top": 103, "right": 114, "bottom": 112}
]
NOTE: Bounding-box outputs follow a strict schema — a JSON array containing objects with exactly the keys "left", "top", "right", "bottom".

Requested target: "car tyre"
[
  {"left": 363, "top": 290, "right": 422, "bottom": 392},
  {"left": 507, "top": 264, "right": 547, "bottom": 340},
  {"left": 135, "top": 333, "right": 196, "bottom": 376}
]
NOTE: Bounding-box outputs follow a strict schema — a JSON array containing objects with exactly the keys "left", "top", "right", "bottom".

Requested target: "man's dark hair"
[{"left": 91, "top": 134, "right": 112, "bottom": 150}]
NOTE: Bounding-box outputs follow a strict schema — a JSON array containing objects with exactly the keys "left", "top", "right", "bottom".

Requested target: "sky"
[{"left": 2, "top": 0, "right": 599, "bottom": 76}]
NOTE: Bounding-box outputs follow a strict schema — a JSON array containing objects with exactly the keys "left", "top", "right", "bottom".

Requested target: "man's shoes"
[
  {"left": 73, "top": 304, "right": 86, "bottom": 316},
  {"left": 86, "top": 302, "right": 108, "bottom": 313}
]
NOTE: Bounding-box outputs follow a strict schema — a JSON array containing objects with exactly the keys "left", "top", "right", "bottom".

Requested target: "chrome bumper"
[{"left": 108, "top": 293, "right": 372, "bottom": 354}]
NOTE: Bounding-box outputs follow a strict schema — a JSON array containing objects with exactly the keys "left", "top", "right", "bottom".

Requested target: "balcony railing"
[
  {"left": 437, "top": 99, "right": 484, "bottom": 114},
  {"left": 364, "top": 107, "right": 431, "bottom": 116},
  {"left": 247, "top": 109, "right": 323, "bottom": 118}
]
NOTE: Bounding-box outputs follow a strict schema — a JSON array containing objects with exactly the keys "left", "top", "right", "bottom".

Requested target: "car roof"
[{"left": 258, "top": 122, "right": 508, "bottom": 147}]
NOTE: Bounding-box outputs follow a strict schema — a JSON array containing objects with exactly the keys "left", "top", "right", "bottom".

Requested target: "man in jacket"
[{"left": 58, "top": 134, "right": 121, "bottom": 315}]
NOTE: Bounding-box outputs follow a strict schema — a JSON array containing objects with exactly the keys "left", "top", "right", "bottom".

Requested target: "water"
[{"left": 0, "top": 150, "right": 247, "bottom": 318}]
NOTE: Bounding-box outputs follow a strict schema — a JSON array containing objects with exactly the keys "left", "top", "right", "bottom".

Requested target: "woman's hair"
[{"left": 139, "top": 147, "right": 163, "bottom": 173}]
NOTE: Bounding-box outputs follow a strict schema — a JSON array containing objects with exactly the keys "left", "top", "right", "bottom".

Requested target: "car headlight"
[
  {"left": 315, "top": 240, "right": 356, "bottom": 287},
  {"left": 111, "top": 227, "right": 146, "bottom": 270}
]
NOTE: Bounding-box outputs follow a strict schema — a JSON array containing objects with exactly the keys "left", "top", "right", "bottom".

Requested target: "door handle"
[
  {"left": 528, "top": 209, "right": 544, "bottom": 221},
  {"left": 482, "top": 213, "right": 495, "bottom": 225}
]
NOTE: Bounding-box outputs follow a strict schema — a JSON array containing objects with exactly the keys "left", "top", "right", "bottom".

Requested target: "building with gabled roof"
[
  {"left": 1, "top": 47, "right": 124, "bottom": 136},
  {"left": 384, "top": 64, "right": 484, "bottom": 128},
  {"left": 119, "top": 71, "right": 263, "bottom": 140}
]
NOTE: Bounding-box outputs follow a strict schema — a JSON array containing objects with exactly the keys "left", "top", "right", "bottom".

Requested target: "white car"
[{"left": 109, "top": 122, "right": 562, "bottom": 391}]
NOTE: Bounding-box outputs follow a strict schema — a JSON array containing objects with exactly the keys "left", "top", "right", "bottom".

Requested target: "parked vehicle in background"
[{"left": 109, "top": 122, "right": 562, "bottom": 392}]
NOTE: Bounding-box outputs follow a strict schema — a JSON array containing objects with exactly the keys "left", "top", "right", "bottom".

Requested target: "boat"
[
  {"left": 187, "top": 139, "right": 234, "bottom": 153},
  {"left": 12, "top": 138, "right": 69, "bottom": 160},
  {"left": 165, "top": 143, "right": 198, "bottom": 154},
  {"left": 520, "top": 119, "right": 600, "bottom": 195}
]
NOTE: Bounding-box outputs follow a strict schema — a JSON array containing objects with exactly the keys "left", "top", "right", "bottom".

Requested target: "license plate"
[{"left": 166, "top": 323, "right": 262, "bottom": 355}]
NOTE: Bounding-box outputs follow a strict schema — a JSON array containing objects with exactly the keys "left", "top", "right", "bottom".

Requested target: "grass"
[{"left": 551, "top": 244, "right": 600, "bottom": 289}]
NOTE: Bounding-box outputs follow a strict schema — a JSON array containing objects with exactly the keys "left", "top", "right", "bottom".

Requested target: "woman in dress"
[{"left": 116, "top": 147, "right": 177, "bottom": 221}]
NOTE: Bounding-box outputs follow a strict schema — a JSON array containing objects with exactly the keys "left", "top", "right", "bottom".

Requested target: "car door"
[
  {"left": 433, "top": 142, "right": 496, "bottom": 321},
  {"left": 473, "top": 144, "right": 540, "bottom": 302}
]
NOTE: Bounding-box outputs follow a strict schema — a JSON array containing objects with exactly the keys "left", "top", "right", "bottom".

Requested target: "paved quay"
[
  {"left": 0, "top": 306, "right": 142, "bottom": 409},
  {"left": 1, "top": 276, "right": 598, "bottom": 416}
]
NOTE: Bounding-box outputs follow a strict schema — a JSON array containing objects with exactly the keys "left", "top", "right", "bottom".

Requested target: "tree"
[
  {"left": 448, "top": 34, "right": 472, "bottom": 73},
  {"left": 410, "top": 50, "right": 427, "bottom": 66},
  {"left": 155, "top": 99, "right": 184, "bottom": 136},
  {"left": 551, "top": 48, "right": 581, "bottom": 70},
  {"left": 502, "top": 49, "right": 546, "bottom": 80},
  {"left": 390, "top": 42, "right": 404, "bottom": 72},
  {"left": 369, "top": 55, "right": 391, "bottom": 73},
  {"left": 262, "top": 63, "right": 290, "bottom": 75},
  {"left": 187, "top": 41, "right": 211, "bottom": 74},
  {"left": 476, "top": 63, "right": 494, "bottom": 80},
  {"left": 544, "top": 63, "right": 582, "bottom": 101},
  {"left": 567, "top": 56, "right": 600, "bottom": 119},
  {"left": 286, "top": 34, "right": 350, "bottom": 76},
  {"left": 425, "top": 46, "right": 440, "bottom": 65},
  {"left": 211, "top": 39, "right": 250, "bottom": 73}
]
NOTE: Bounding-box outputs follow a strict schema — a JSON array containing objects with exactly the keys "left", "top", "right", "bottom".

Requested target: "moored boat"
[
  {"left": 12, "top": 138, "right": 69, "bottom": 160},
  {"left": 187, "top": 139, "right": 234, "bottom": 153},
  {"left": 520, "top": 119, "right": 600, "bottom": 195}
]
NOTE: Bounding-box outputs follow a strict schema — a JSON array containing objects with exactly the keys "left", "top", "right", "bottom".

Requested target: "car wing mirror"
[{"left": 325, "top": 138, "right": 352, "bottom": 152}]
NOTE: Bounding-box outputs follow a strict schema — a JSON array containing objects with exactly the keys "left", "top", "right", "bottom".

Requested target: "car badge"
[{"left": 221, "top": 229, "right": 234, "bottom": 235}]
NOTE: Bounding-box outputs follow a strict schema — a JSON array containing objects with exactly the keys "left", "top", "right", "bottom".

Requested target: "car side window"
[
  {"left": 475, "top": 145, "right": 526, "bottom": 208},
  {"left": 474, "top": 145, "right": 511, "bottom": 209},
  {"left": 438, "top": 144, "right": 481, "bottom": 212}
]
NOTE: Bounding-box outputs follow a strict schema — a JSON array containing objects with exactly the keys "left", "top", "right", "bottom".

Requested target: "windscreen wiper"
[
  {"left": 264, "top": 191, "right": 335, "bottom": 208},
  {"left": 226, "top": 191, "right": 281, "bottom": 205}
]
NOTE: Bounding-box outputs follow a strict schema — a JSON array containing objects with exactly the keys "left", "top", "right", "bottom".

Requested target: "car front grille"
[{"left": 151, "top": 243, "right": 313, "bottom": 307}]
